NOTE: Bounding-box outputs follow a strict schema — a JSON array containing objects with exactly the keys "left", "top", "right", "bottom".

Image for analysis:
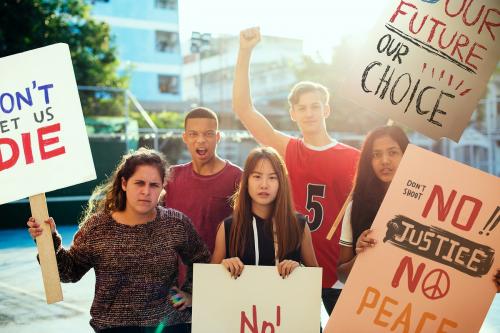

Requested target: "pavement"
[
  {"left": 0, "top": 226, "right": 93, "bottom": 332},
  {"left": 0, "top": 226, "right": 499, "bottom": 333}
]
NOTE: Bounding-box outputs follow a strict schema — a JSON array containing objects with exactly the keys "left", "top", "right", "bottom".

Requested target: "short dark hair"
[{"left": 184, "top": 107, "right": 219, "bottom": 129}]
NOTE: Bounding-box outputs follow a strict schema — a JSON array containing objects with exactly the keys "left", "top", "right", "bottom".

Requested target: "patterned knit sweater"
[{"left": 51, "top": 206, "right": 210, "bottom": 331}]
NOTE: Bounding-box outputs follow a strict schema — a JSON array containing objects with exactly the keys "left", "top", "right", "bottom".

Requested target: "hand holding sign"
[
  {"left": 277, "top": 259, "right": 300, "bottom": 278},
  {"left": 355, "top": 229, "right": 377, "bottom": 254},
  {"left": 326, "top": 145, "right": 500, "bottom": 333},
  {"left": 192, "top": 264, "right": 322, "bottom": 333},
  {"left": 222, "top": 257, "right": 245, "bottom": 279},
  {"left": 27, "top": 216, "right": 56, "bottom": 237},
  {"left": 0, "top": 44, "right": 96, "bottom": 303}
]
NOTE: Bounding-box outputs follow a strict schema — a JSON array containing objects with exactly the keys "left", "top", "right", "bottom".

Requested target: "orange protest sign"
[{"left": 326, "top": 144, "right": 499, "bottom": 332}]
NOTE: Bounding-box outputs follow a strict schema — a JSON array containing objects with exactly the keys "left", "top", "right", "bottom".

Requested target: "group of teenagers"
[{"left": 27, "top": 28, "right": 500, "bottom": 333}]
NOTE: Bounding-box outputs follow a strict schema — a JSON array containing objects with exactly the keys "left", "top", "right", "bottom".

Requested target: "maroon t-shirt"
[{"left": 164, "top": 160, "right": 242, "bottom": 252}]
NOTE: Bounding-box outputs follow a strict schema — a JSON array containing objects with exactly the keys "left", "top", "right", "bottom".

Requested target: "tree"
[
  {"left": 131, "top": 110, "right": 184, "bottom": 130},
  {"left": 0, "top": 0, "right": 128, "bottom": 116},
  {"left": 131, "top": 110, "right": 185, "bottom": 164},
  {"left": 0, "top": 0, "right": 125, "bottom": 87}
]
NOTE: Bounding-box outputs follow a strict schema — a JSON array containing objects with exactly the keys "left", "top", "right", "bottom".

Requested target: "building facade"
[
  {"left": 180, "top": 34, "right": 305, "bottom": 162},
  {"left": 182, "top": 34, "right": 304, "bottom": 126},
  {"left": 91, "top": 0, "right": 183, "bottom": 111}
]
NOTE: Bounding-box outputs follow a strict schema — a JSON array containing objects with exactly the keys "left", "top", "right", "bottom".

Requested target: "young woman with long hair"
[
  {"left": 337, "top": 126, "right": 409, "bottom": 282},
  {"left": 27, "top": 148, "right": 210, "bottom": 333},
  {"left": 211, "top": 146, "right": 318, "bottom": 278},
  {"left": 336, "top": 126, "right": 500, "bottom": 292}
]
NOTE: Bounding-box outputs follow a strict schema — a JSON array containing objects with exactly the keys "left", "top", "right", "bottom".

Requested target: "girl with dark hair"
[
  {"left": 337, "top": 126, "right": 409, "bottom": 283},
  {"left": 27, "top": 148, "right": 210, "bottom": 333},
  {"left": 337, "top": 126, "right": 500, "bottom": 292},
  {"left": 211, "top": 146, "right": 318, "bottom": 278}
]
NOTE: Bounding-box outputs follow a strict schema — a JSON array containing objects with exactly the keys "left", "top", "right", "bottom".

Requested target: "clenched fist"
[{"left": 239, "top": 27, "right": 261, "bottom": 51}]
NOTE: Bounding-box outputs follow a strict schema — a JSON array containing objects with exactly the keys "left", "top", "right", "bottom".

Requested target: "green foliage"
[
  {"left": 131, "top": 110, "right": 185, "bottom": 164},
  {"left": 131, "top": 110, "right": 184, "bottom": 129},
  {"left": 80, "top": 89, "right": 127, "bottom": 117},
  {"left": 0, "top": 0, "right": 128, "bottom": 116},
  {"left": 0, "top": 0, "right": 126, "bottom": 87}
]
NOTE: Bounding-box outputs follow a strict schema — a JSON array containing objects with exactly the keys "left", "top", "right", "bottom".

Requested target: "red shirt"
[
  {"left": 164, "top": 161, "right": 242, "bottom": 252},
  {"left": 285, "top": 138, "right": 359, "bottom": 288}
]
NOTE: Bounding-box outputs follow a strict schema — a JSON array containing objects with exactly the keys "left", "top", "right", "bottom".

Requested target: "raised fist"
[{"left": 239, "top": 27, "right": 261, "bottom": 51}]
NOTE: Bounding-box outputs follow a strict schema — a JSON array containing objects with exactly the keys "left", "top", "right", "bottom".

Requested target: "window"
[
  {"left": 155, "top": 31, "right": 179, "bottom": 53},
  {"left": 155, "top": 0, "right": 177, "bottom": 9},
  {"left": 158, "top": 75, "right": 179, "bottom": 94}
]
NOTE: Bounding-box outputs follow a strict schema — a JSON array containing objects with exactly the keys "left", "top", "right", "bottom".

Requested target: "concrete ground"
[{"left": 0, "top": 226, "right": 499, "bottom": 333}]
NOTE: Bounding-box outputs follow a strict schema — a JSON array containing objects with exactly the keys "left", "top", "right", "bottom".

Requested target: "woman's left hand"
[
  {"left": 495, "top": 269, "right": 500, "bottom": 293},
  {"left": 169, "top": 286, "right": 192, "bottom": 311},
  {"left": 355, "top": 229, "right": 377, "bottom": 255},
  {"left": 277, "top": 260, "right": 299, "bottom": 279}
]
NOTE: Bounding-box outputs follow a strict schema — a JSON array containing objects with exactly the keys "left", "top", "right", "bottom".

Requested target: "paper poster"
[
  {"left": 0, "top": 44, "right": 96, "bottom": 205},
  {"left": 342, "top": 0, "right": 500, "bottom": 141},
  {"left": 192, "top": 264, "right": 322, "bottom": 333},
  {"left": 326, "top": 144, "right": 500, "bottom": 332}
]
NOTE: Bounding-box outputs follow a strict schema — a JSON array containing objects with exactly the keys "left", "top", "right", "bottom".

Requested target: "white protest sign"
[
  {"left": 341, "top": 0, "right": 500, "bottom": 141},
  {"left": 0, "top": 43, "right": 96, "bottom": 205},
  {"left": 192, "top": 264, "right": 322, "bottom": 333}
]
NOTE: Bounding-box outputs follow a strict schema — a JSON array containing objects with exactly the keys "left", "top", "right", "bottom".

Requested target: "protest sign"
[
  {"left": 0, "top": 44, "right": 96, "bottom": 303},
  {"left": 192, "top": 264, "right": 322, "bottom": 333},
  {"left": 0, "top": 43, "right": 95, "bottom": 205},
  {"left": 342, "top": 0, "right": 500, "bottom": 141},
  {"left": 326, "top": 144, "right": 500, "bottom": 332}
]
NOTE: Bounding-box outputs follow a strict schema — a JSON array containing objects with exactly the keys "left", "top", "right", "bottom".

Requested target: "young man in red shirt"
[
  {"left": 233, "top": 27, "right": 359, "bottom": 315},
  {"left": 164, "top": 107, "right": 242, "bottom": 252}
]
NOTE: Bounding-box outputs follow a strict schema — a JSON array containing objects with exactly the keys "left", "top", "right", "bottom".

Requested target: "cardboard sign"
[
  {"left": 192, "top": 264, "right": 322, "bottom": 333},
  {"left": 342, "top": 0, "right": 500, "bottom": 141},
  {"left": 326, "top": 144, "right": 500, "bottom": 332},
  {"left": 0, "top": 44, "right": 96, "bottom": 204}
]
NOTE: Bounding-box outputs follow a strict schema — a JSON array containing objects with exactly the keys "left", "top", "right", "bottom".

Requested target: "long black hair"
[
  {"left": 350, "top": 126, "right": 409, "bottom": 252},
  {"left": 230, "top": 147, "right": 301, "bottom": 261}
]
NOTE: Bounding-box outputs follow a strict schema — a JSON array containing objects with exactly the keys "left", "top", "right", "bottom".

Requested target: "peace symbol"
[{"left": 421, "top": 269, "right": 450, "bottom": 300}]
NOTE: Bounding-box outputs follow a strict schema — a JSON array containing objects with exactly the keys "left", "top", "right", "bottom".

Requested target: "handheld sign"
[
  {"left": 325, "top": 144, "right": 500, "bottom": 333},
  {"left": 0, "top": 44, "right": 96, "bottom": 303},
  {"left": 341, "top": 0, "right": 500, "bottom": 141},
  {"left": 192, "top": 264, "right": 322, "bottom": 333}
]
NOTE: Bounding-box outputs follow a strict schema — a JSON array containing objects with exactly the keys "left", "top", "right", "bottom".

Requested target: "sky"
[{"left": 177, "top": 0, "right": 387, "bottom": 61}]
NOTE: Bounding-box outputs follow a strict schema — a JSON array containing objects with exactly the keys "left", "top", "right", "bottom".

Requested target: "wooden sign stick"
[
  {"left": 326, "top": 192, "right": 352, "bottom": 240},
  {"left": 326, "top": 119, "right": 395, "bottom": 240},
  {"left": 29, "top": 193, "right": 63, "bottom": 304}
]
